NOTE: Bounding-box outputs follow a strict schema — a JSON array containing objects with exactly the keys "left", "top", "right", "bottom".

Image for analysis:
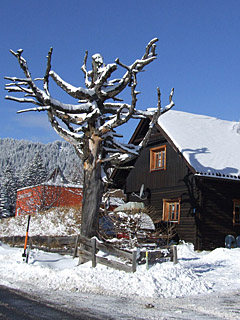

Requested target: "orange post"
[{"left": 22, "top": 215, "right": 31, "bottom": 261}]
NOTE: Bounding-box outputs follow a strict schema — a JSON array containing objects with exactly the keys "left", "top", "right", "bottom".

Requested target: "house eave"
[{"left": 195, "top": 172, "right": 240, "bottom": 182}]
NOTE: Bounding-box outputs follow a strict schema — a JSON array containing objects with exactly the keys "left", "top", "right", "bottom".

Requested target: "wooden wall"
[
  {"left": 16, "top": 185, "right": 83, "bottom": 216},
  {"left": 118, "top": 122, "right": 240, "bottom": 251},
  {"left": 197, "top": 178, "right": 240, "bottom": 250},
  {"left": 125, "top": 128, "right": 198, "bottom": 247}
]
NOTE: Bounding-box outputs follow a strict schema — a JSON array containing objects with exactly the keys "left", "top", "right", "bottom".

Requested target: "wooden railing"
[
  {"left": 1, "top": 235, "right": 178, "bottom": 271},
  {"left": 77, "top": 235, "right": 137, "bottom": 273},
  {"left": 0, "top": 235, "right": 77, "bottom": 255}
]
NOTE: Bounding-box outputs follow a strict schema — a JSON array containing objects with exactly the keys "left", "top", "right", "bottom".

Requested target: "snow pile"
[
  {"left": 1, "top": 241, "right": 240, "bottom": 300},
  {"left": 0, "top": 207, "right": 81, "bottom": 237}
]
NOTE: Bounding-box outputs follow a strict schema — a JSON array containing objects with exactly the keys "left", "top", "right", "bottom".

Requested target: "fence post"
[
  {"left": 171, "top": 245, "right": 178, "bottom": 264},
  {"left": 132, "top": 250, "right": 137, "bottom": 272},
  {"left": 91, "top": 237, "right": 97, "bottom": 268},
  {"left": 146, "top": 250, "right": 149, "bottom": 270},
  {"left": 47, "top": 236, "right": 51, "bottom": 252},
  {"left": 73, "top": 234, "right": 80, "bottom": 259}
]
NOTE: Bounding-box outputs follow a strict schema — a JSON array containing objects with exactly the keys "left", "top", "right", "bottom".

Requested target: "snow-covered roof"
[{"left": 158, "top": 110, "right": 240, "bottom": 180}]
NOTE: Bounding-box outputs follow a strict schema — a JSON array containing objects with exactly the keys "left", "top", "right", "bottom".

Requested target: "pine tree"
[
  {"left": 24, "top": 153, "right": 48, "bottom": 187},
  {"left": 1, "top": 165, "right": 18, "bottom": 216}
]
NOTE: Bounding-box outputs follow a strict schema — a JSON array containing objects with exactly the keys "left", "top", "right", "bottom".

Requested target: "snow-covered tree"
[
  {"left": 0, "top": 165, "right": 17, "bottom": 217},
  {"left": 26, "top": 153, "right": 47, "bottom": 187},
  {"left": 0, "top": 189, "right": 6, "bottom": 218},
  {"left": 5, "top": 38, "right": 174, "bottom": 240},
  {"left": 0, "top": 138, "right": 83, "bottom": 184},
  {"left": 18, "top": 152, "right": 46, "bottom": 188}
]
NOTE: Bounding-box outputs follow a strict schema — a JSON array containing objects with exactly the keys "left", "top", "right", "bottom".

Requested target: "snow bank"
[
  {"left": 1, "top": 241, "right": 240, "bottom": 300},
  {"left": 1, "top": 211, "right": 240, "bottom": 302},
  {"left": 0, "top": 207, "right": 81, "bottom": 237}
]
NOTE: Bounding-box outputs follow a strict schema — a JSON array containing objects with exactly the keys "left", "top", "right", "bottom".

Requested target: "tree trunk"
[
  {"left": 80, "top": 161, "right": 103, "bottom": 238},
  {"left": 78, "top": 160, "right": 103, "bottom": 264}
]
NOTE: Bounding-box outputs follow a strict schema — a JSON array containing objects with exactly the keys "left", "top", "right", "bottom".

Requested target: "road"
[
  {"left": 0, "top": 285, "right": 112, "bottom": 320},
  {"left": 2, "top": 284, "right": 240, "bottom": 320}
]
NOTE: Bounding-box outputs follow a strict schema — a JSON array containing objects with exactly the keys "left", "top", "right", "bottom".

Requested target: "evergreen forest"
[{"left": 0, "top": 138, "right": 83, "bottom": 218}]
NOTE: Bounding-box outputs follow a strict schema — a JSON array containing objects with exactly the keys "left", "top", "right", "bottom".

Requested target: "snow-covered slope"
[
  {"left": 0, "top": 138, "right": 83, "bottom": 182},
  {"left": 0, "top": 208, "right": 81, "bottom": 237}
]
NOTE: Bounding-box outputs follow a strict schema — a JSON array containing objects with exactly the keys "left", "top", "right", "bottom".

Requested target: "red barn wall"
[{"left": 16, "top": 185, "right": 83, "bottom": 216}]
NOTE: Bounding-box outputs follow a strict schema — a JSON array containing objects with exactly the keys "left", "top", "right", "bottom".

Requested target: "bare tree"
[{"left": 5, "top": 38, "right": 174, "bottom": 240}]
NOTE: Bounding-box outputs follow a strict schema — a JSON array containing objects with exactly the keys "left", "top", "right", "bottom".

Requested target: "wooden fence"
[
  {"left": 0, "top": 235, "right": 77, "bottom": 255},
  {"left": 77, "top": 235, "right": 137, "bottom": 272},
  {"left": 0, "top": 235, "right": 178, "bottom": 271}
]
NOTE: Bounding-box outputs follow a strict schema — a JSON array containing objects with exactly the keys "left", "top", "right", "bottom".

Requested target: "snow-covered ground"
[
  {"left": 0, "top": 208, "right": 81, "bottom": 237},
  {"left": 1, "top": 241, "right": 240, "bottom": 319}
]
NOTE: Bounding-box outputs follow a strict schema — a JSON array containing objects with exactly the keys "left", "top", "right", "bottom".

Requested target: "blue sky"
[{"left": 1, "top": 0, "right": 240, "bottom": 143}]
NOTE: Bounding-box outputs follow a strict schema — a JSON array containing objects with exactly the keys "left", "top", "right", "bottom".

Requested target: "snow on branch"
[
  {"left": 5, "top": 39, "right": 174, "bottom": 184},
  {"left": 49, "top": 70, "right": 95, "bottom": 100},
  {"left": 5, "top": 96, "right": 42, "bottom": 106},
  {"left": 81, "top": 50, "right": 91, "bottom": 88}
]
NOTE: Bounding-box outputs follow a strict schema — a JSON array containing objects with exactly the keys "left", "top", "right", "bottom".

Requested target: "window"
[
  {"left": 150, "top": 145, "right": 166, "bottom": 171},
  {"left": 233, "top": 200, "right": 240, "bottom": 225},
  {"left": 163, "top": 199, "right": 181, "bottom": 223}
]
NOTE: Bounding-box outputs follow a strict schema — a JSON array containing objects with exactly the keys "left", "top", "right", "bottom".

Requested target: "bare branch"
[
  {"left": 94, "top": 63, "right": 117, "bottom": 96},
  {"left": 17, "top": 106, "right": 50, "bottom": 113},
  {"left": 47, "top": 110, "right": 82, "bottom": 145},
  {"left": 115, "top": 58, "right": 130, "bottom": 71},
  {"left": 81, "top": 50, "right": 91, "bottom": 88},
  {"left": 98, "top": 71, "right": 138, "bottom": 134},
  {"left": 102, "top": 102, "right": 130, "bottom": 114},
  {"left": 161, "top": 88, "right": 175, "bottom": 114},
  {"left": 43, "top": 47, "right": 53, "bottom": 95},
  {"left": 49, "top": 70, "right": 95, "bottom": 100},
  {"left": 5, "top": 76, "right": 31, "bottom": 83},
  {"left": 140, "top": 88, "right": 161, "bottom": 148},
  {"left": 142, "top": 38, "right": 159, "bottom": 60},
  {"left": 5, "top": 95, "right": 42, "bottom": 106},
  {"left": 101, "top": 39, "right": 158, "bottom": 100}
]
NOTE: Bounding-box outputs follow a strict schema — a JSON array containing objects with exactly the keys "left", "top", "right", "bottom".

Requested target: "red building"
[{"left": 15, "top": 168, "right": 83, "bottom": 216}]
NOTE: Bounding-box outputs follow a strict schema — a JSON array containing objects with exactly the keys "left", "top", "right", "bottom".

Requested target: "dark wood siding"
[
  {"left": 125, "top": 129, "right": 198, "bottom": 247},
  {"left": 118, "top": 121, "right": 240, "bottom": 251},
  {"left": 126, "top": 134, "right": 188, "bottom": 193},
  {"left": 197, "top": 178, "right": 240, "bottom": 250}
]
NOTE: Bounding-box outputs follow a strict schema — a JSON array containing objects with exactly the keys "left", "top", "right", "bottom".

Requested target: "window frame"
[
  {"left": 233, "top": 199, "right": 240, "bottom": 226},
  {"left": 162, "top": 199, "right": 181, "bottom": 224},
  {"left": 150, "top": 145, "right": 167, "bottom": 172}
]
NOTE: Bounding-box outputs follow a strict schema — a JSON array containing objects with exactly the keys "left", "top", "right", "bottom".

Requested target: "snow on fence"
[{"left": 1, "top": 235, "right": 178, "bottom": 271}]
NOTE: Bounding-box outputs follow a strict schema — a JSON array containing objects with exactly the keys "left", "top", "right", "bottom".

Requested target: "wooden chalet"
[{"left": 114, "top": 110, "right": 240, "bottom": 250}]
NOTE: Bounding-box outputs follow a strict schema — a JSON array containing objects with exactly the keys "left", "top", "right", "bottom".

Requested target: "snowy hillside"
[
  {"left": 0, "top": 138, "right": 83, "bottom": 182},
  {"left": 0, "top": 138, "right": 83, "bottom": 217}
]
